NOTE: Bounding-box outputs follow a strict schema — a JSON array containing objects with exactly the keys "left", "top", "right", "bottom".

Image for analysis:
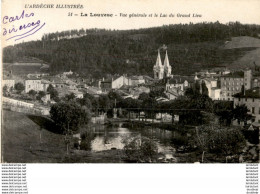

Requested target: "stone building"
[
  {"left": 233, "top": 87, "right": 260, "bottom": 126},
  {"left": 25, "top": 79, "right": 50, "bottom": 93},
  {"left": 220, "top": 69, "right": 252, "bottom": 101},
  {"left": 100, "top": 75, "right": 131, "bottom": 92}
]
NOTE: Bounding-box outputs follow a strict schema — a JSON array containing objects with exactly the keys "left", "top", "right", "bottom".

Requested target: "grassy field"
[
  {"left": 1, "top": 110, "right": 123, "bottom": 163},
  {"left": 3, "top": 63, "right": 49, "bottom": 75},
  {"left": 223, "top": 36, "right": 260, "bottom": 70}
]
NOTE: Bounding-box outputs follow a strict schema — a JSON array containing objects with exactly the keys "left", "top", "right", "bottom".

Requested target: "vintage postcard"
[{"left": 1, "top": 0, "right": 260, "bottom": 164}]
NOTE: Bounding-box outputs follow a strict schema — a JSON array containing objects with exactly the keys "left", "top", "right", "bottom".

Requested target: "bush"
[
  {"left": 195, "top": 125, "right": 246, "bottom": 157},
  {"left": 14, "top": 82, "right": 25, "bottom": 94},
  {"left": 124, "top": 137, "right": 158, "bottom": 162},
  {"left": 28, "top": 90, "right": 37, "bottom": 97}
]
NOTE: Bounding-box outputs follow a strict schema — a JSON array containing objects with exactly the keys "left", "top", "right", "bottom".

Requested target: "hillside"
[
  {"left": 229, "top": 48, "right": 260, "bottom": 69},
  {"left": 221, "top": 36, "right": 260, "bottom": 69},
  {"left": 3, "top": 22, "right": 260, "bottom": 78},
  {"left": 2, "top": 110, "right": 123, "bottom": 163},
  {"left": 223, "top": 36, "right": 260, "bottom": 49}
]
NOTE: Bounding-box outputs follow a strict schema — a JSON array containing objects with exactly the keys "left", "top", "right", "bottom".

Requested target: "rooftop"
[
  {"left": 168, "top": 75, "right": 194, "bottom": 84},
  {"left": 222, "top": 71, "right": 244, "bottom": 78},
  {"left": 233, "top": 87, "right": 260, "bottom": 98}
]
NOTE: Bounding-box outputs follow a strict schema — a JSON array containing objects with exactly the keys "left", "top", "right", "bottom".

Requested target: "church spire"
[
  {"left": 163, "top": 50, "right": 170, "bottom": 67},
  {"left": 153, "top": 49, "right": 164, "bottom": 79},
  {"left": 163, "top": 50, "right": 172, "bottom": 77},
  {"left": 155, "top": 49, "right": 162, "bottom": 67}
]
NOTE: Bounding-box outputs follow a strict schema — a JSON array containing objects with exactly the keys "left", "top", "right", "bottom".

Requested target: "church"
[{"left": 153, "top": 50, "right": 172, "bottom": 79}]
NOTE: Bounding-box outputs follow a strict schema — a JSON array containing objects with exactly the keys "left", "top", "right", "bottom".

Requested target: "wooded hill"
[{"left": 3, "top": 22, "right": 260, "bottom": 78}]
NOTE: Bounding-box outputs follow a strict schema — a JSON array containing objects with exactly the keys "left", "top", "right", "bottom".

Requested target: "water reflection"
[{"left": 79, "top": 122, "right": 189, "bottom": 156}]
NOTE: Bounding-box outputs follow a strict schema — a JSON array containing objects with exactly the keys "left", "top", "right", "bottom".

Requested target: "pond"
[{"left": 77, "top": 122, "right": 193, "bottom": 160}]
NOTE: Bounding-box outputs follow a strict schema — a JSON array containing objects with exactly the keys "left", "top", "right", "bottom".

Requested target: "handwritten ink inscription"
[{"left": 2, "top": 10, "right": 45, "bottom": 41}]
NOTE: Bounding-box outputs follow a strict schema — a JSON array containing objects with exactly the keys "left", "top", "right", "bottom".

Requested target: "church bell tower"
[{"left": 153, "top": 50, "right": 164, "bottom": 79}]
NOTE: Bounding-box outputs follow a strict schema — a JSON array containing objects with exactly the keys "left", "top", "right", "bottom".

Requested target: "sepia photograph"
[{"left": 1, "top": 0, "right": 260, "bottom": 164}]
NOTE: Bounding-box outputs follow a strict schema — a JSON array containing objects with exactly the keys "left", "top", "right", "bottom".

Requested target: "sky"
[{"left": 1, "top": 0, "right": 260, "bottom": 46}]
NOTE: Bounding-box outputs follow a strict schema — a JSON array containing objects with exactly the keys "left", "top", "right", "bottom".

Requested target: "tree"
[
  {"left": 64, "top": 93, "right": 76, "bottom": 101},
  {"left": 168, "top": 90, "right": 214, "bottom": 125},
  {"left": 214, "top": 101, "right": 233, "bottom": 126},
  {"left": 50, "top": 101, "right": 91, "bottom": 134},
  {"left": 77, "top": 97, "right": 92, "bottom": 110},
  {"left": 47, "top": 84, "right": 59, "bottom": 101},
  {"left": 14, "top": 82, "right": 25, "bottom": 94},
  {"left": 201, "top": 81, "right": 209, "bottom": 96},
  {"left": 241, "top": 85, "right": 245, "bottom": 94},
  {"left": 124, "top": 137, "right": 158, "bottom": 162},
  {"left": 3, "top": 85, "right": 8, "bottom": 96},
  {"left": 37, "top": 91, "right": 46, "bottom": 101},
  {"left": 99, "top": 95, "right": 111, "bottom": 113},
  {"left": 138, "top": 92, "right": 150, "bottom": 101},
  {"left": 28, "top": 90, "right": 37, "bottom": 98},
  {"left": 195, "top": 125, "right": 246, "bottom": 162},
  {"left": 232, "top": 104, "right": 251, "bottom": 125},
  {"left": 149, "top": 89, "right": 166, "bottom": 99},
  {"left": 108, "top": 91, "right": 123, "bottom": 109},
  {"left": 194, "top": 81, "right": 201, "bottom": 94}
]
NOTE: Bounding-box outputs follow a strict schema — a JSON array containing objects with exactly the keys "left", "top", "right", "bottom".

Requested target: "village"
[
  {"left": 2, "top": 44, "right": 260, "bottom": 164},
  {"left": 2, "top": 48, "right": 260, "bottom": 127}
]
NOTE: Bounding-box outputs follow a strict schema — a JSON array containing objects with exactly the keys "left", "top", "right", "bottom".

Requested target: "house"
[
  {"left": 27, "top": 73, "right": 49, "bottom": 78},
  {"left": 41, "top": 76, "right": 66, "bottom": 89},
  {"left": 166, "top": 78, "right": 187, "bottom": 91},
  {"left": 65, "top": 79, "right": 77, "bottom": 90},
  {"left": 25, "top": 79, "right": 50, "bottom": 93},
  {"left": 233, "top": 87, "right": 260, "bottom": 126},
  {"left": 141, "top": 75, "right": 154, "bottom": 85},
  {"left": 167, "top": 75, "right": 194, "bottom": 91},
  {"left": 164, "top": 88, "right": 184, "bottom": 100},
  {"left": 70, "top": 90, "right": 84, "bottom": 99},
  {"left": 129, "top": 86, "right": 150, "bottom": 99},
  {"left": 200, "top": 78, "right": 221, "bottom": 100},
  {"left": 86, "top": 86, "right": 102, "bottom": 95},
  {"left": 130, "top": 76, "right": 145, "bottom": 86},
  {"left": 63, "top": 70, "right": 73, "bottom": 76},
  {"left": 220, "top": 69, "right": 252, "bottom": 101},
  {"left": 252, "top": 76, "right": 260, "bottom": 88},
  {"left": 100, "top": 75, "right": 131, "bottom": 92},
  {"left": 41, "top": 94, "right": 51, "bottom": 104},
  {"left": 211, "top": 88, "right": 221, "bottom": 100}
]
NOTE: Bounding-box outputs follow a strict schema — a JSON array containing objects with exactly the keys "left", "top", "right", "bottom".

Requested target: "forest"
[{"left": 3, "top": 22, "right": 260, "bottom": 78}]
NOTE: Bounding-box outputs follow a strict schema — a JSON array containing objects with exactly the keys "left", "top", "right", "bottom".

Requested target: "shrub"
[{"left": 124, "top": 137, "right": 158, "bottom": 162}]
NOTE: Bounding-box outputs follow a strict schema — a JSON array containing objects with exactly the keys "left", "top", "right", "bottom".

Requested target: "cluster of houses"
[
  {"left": 2, "top": 48, "right": 260, "bottom": 126},
  {"left": 151, "top": 50, "right": 260, "bottom": 126}
]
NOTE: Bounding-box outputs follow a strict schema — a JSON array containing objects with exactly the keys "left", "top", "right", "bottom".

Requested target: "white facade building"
[{"left": 25, "top": 79, "right": 50, "bottom": 93}]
